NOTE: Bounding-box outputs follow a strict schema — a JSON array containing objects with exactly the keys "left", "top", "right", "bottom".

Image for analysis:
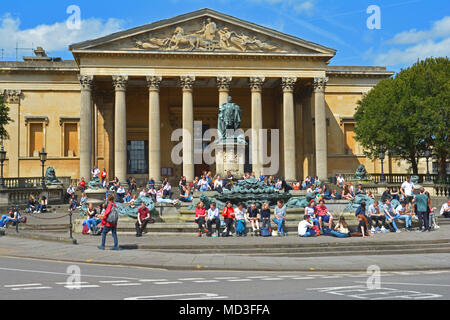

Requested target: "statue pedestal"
[
  {"left": 215, "top": 141, "right": 246, "bottom": 178},
  {"left": 85, "top": 189, "right": 106, "bottom": 205}
]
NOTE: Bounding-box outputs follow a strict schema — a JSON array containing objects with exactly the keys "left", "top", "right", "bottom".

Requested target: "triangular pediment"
[{"left": 70, "top": 9, "right": 336, "bottom": 57}]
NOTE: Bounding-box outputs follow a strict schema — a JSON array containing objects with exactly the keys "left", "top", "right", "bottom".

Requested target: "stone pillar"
[
  {"left": 180, "top": 76, "right": 195, "bottom": 182},
  {"left": 282, "top": 77, "right": 297, "bottom": 182},
  {"left": 301, "top": 86, "right": 314, "bottom": 178},
  {"left": 249, "top": 77, "right": 265, "bottom": 176},
  {"left": 313, "top": 77, "right": 329, "bottom": 181},
  {"left": 3, "top": 90, "right": 21, "bottom": 177},
  {"left": 146, "top": 76, "right": 162, "bottom": 183},
  {"left": 112, "top": 75, "right": 128, "bottom": 183},
  {"left": 78, "top": 75, "right": 93, "bottom": 181},
  {"left": 217, "top": 76, "right": 232, "bottom": 106}
]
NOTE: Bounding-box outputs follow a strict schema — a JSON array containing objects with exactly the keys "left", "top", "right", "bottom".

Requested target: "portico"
[{"left": 0, "top": 9, "right": 395, "bottom": 183}]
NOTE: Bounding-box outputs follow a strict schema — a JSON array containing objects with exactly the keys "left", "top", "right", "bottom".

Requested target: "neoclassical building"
[{"left": 1, "top": 9, "right": 399, "bottom": 183}]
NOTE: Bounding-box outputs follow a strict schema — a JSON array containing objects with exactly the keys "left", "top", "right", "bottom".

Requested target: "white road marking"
[
  {"left": 64, "top": 285, "right": 100, "bottom": 289},
  {"left": 179, "top": 278, "right": 205, "bottom": 281},
  {"left": 99, "top": 280, "right": 130, "bottom": 284},
  {"left": 112, "top": 283, "right": 142, "bottom": 287},
  {"left": 4, "top": 283, "right": 42, "bottom": 288},
  {"left": 12, "top": 286, "right": 52, "bottom": 291},
  {"left": 193, "top": 280, "right": 219, "bottom": 283},
  {"left": 154, "top": 281, "right": 182, "bottom": 285},
  {"left": 261, "top": 278, "right": 284, "bottom": 281},
  {"left": 228, "top": 279, "right": 252, "bottom": 282},
  {"left": 214, "top": 277, "right": 239, "bottom": 280},
  {"left": 139, "top": 279, "right": 168, "bottom": 282},
  {"left": 55, "top": 282, "right": 89, "bottom": 285},
  {"left": 125, "top": 293, "right": 228, "bottom": 300}
]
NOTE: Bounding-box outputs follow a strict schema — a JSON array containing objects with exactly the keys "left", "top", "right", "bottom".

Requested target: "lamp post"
[
  {"left": 424, "top": 148, "right": 432, "bottom": 183},
  {"left": 379, "top": 148, "right": 386, "bottom": 184},
  {"left": 39, "top": 148, "right": 47, "bottom": 189},
  {"left": 0, "top": 145, "right": 6, "bottom": 189}
]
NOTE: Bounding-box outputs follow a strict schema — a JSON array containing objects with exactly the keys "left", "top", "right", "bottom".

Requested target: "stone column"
[
  {"left": 3, "top": 90, "right": 21, "bottom": 177},
  {"left": 313, "top": 77, "right": 329, "bottom": 181},
  {"left": 78, "top": 75, "right": 93, "bottom": 181},
  {"left": 249, "top": 77, "right": 265, "bottom": 176},
  {"left": 301, "top": 86, "right": 314, "bottom": 178},
  {"left": 180, "top": 76, "right": 195, "bottom": 182},
  {"left": 112, "top": 75, "right": 128, "bottom": 183},
  {"left": 217, "top": 76, "right": 232, "bottom": 106},
  {"left": 147, "top": 76, "right": 162, "bottom": 183},
  {"left": 282, "top": 77, "right": 297, "bottom": 182}
]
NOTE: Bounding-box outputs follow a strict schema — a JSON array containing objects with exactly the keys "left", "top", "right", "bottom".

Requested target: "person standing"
[
  {"left": 401, "top": 176, "right": 415, "bottom": 207},
  {"left": 92, "top": 166, "right": 101, "bottom": 179},
  {"left": 98, "top": 195, "right": 119, "bottom": 250},
  {"left": 415, "top": 187, "right": 430, "bottom": 232},
  {"left": 101, "top": 169, "right": 108, "bottom": 184},
  {"left": 136, "top": 202, "right": 151, "bottom": 238}
]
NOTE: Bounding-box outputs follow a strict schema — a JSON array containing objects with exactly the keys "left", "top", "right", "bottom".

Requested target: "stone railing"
[
  {"left": 434, "top": 185, "right": 450, "bottom": 198},
  {"left": 0, "top": 187, "right": 65, "bottom": 209},
  {"left": 2, "top": 177, "right": 74, "bottom": 189},
  {"left": 333, "top": 173, "right": 448, "bottom": 185}
]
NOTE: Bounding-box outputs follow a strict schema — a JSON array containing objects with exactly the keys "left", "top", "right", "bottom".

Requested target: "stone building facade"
[{"left": 1, "top": 9, "right": 407, "bottom": 183}]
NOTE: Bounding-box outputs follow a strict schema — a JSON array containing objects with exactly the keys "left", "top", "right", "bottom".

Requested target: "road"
[{"left": 0, "top": 256, "right": 449, "bottom": 300}]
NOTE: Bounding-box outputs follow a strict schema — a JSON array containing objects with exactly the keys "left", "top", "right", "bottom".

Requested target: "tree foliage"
[
  {"left": 0, "top": 93, "right": 13, "bottom": 143},
  {"left": 354, "top": 57, "right": 450, "bottom": 179}
]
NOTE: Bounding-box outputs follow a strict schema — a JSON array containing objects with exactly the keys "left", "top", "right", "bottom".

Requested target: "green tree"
[
  {"left": 0, "top": 92, "right": 13, "bottom": 143},
  {"left": 354, "top": 57, "right": 449, "bottom": 180}
]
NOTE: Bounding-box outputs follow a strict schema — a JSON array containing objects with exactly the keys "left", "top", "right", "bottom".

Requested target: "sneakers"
[
  {"left": 416, "top": 229, "right": 423, "bottom": 233},
  {"left": 380, "top": 227, "right": 388, "bottom": 233},
  {"left": 396, "top": 229, "right": 402, "bottom": 233},
  {"left": 370, "top": 227, "right": 376, "bottom": 234},
  {"left": 97, "top": 246, "right": 105, "bottom": 250}
]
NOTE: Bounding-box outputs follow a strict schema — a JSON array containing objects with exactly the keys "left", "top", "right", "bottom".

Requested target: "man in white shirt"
[
  {"left": 91, "top": 167, "right": 100, "bottom": 179},
  {"left": 298, "top": 215, "right": 315, "bottom": 237},
  {"left": 337, "top": 174, "right": 345, "bottom": 188},
  {"left": 440, "top": 200, "right": 450, "bottom": 218},
  {"left": 206, "top": 202, "right": 221, "bottom": 237},
  {"left": 401, "top": 176, "right": 415, "bottom": 205}
]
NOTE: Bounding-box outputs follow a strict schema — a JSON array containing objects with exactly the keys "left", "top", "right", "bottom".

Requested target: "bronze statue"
[{"left": 217, "top": 96, "right": 242, "bottom": 142}]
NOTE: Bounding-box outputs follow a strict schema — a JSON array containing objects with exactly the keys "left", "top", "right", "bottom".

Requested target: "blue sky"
[{"left": 0, "top": 0, "right": 449, "bottom": 73}]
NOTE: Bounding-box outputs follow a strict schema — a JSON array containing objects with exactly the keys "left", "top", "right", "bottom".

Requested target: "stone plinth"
[
  {"left": 215, "top": 141, "right": 247, "bottom": 178},
  {"left": 85, "top": 189, "right": 106, "bottom": 205}
]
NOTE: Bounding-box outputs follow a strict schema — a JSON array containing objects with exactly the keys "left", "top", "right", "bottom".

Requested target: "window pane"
[{"left": 127, "top": 140, "right": 148, "bottom": 174}]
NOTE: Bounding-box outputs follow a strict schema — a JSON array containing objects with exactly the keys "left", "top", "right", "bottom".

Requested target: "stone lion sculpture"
[
  {"left": 45, "top": 167, "right": 61, "bottom": 184},
  {"left": 354, "top": 164, "right": 367, "bottom": 180},
  {"left": 87, "top": 176, "right": 103, "bottom": 190}
]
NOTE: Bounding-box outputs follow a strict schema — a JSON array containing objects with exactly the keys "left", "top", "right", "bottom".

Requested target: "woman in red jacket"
[
  {"left": 98, "top": 195, "right": 119, "bottom": 250},
  {"left": 195, "top": 202, "right": 207, "bottom": 237},
  {"left": 222, "top": 202, "right": 235, "bottom": 237}
]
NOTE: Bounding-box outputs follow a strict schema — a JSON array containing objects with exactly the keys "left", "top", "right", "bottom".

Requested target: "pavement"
[
  {"left": 1, "top": 224, "right": 450, "bottom": 272},
  {"left": 0, "top": 256, "right": 449, "bottom": 300}
]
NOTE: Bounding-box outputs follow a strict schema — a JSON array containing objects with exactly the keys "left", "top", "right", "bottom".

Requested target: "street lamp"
[
  {"left": 379, "top": 147, "right": 386, "bottom": 183},
  {"left": 424, "top": 148, "right": 432, "bottom": 183},
  {"left": 0, "top": 145, "right": 6, "bottom": 189},
  {"left": 39, "top": 148, "right": 47, "bottom": 188}
]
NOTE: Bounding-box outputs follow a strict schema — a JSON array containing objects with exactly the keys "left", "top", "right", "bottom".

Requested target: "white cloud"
[
  {"left": 253, "top": 0, "right": 317, "bottom": 15},
  {"left": 0, "top": 14, "right": 124, "bottom": 58},
  {"left": 387, "top": 16, "right": 450, "bottom": 45},
  {"left": 375, "top": 16, "right": 450, "bottom": 66}
]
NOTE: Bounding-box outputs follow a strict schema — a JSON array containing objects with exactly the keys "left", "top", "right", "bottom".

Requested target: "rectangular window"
[
  {"left": 127, "top": 140, "right": 148, "bottom": 175},
  {"left": 344, "top": 123, "right": 361, "bottom": 155},
  {"left": 64, "top": 123, "right": 79, "bottom": 157},
  {"left": 29, "top": 123, "right": 44, "bottom": 157}
]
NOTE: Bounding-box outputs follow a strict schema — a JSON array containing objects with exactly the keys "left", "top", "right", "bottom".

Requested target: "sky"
[{"left": 0, "top": 0, "right": 448, "bottom": 73}]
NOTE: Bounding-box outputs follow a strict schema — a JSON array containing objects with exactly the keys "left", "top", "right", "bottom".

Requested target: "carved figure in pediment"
[{"left": 196, "top": 18, "right": 217, "bottom": 41}]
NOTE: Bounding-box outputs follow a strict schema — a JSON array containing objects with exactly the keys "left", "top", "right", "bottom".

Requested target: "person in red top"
[
  {"left": 195, "top": 202, "right": 207, "bottom": 237},
  {"left": 136, "top": 202, "right": 151, "bottom": 238},
  {"left": 315, "top": 200, "right": 333, "bottom": 232},
  {"left": 222, "top": 202, "right": 235, "bottom": 237},
  {"left": 77, "top": 178, "right": 86, "bottom": 192},
  {"left": 101, "top": 169, "right": 108, "bottom": 184},
  {"left": 98, "top": 195, "right": 119, "bottom": 250}
]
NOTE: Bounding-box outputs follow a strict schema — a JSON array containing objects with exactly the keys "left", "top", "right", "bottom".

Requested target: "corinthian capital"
[
  {"left": 3, "top": 89, "right": 22, "bottom": 104},
  {"left": 112, "top": 75, "right": 129, "bottom": 91},
  {"left": 281, "top": 77, "right": 297, "bottom": 93},
  {"left": 180, "top": 76, "right": 196, "bottom": 91},
  {"left": 249, "top": 77, "right": 265, "bottom": 92},
  {"left": 146, "top": 76, "right": 162, "bottom": 91},
  {"left": 313, "top": 77, "right": 329, "bottom": 93},
  {"left": 216, "top": 76, "right": 232, "bottom": 92},
  {"left": 78, "top": 75, "right": 94, "bottom": 91}
]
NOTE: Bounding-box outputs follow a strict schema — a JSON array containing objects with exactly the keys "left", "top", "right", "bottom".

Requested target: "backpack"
[
  {"left": 106, "top": 205, "right": 119, "bottom": 225},
  {"left": 93, "top": 225, "right": 103, "bottom": 236},
  {"left": 82, "top": 224, "right": 89, "bottom": 235},
  {"left": 260, "top": 227, "right": 271, "bottom": 237},
  {"left": 235, "top": 220, "right": 246, "bottom": 234}
]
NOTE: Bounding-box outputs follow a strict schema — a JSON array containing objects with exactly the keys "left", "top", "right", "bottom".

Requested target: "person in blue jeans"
[
  {"left": 98, "top": 195, "right": 119, "bottom": 250},
  {"left": 298, "top": 215, "right": 316, "bottom": 237},
  {"left": 329, "top": 216, "right": 350, "bottom": 238},
  {"left": 0, "top": 208, "right": 19, "bottom": 228},
  {"left": 395, "top": 201, "right": 413, "bottom": 231},
  {"left": 383, "top": 199, "right": 401, "bottom": 233},
  {"left": 273, "top": 201, "right": 287, "bottom": 237}
]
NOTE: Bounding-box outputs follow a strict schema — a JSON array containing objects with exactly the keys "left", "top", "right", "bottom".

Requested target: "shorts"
[
  {"left": 318, "top": 215, "right": 331, "bottom": 223},
  {"left": 405, "top": 196, "right": 414, "bottom": 204}
]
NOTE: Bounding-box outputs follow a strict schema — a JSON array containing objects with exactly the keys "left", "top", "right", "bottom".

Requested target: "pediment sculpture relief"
[{"left": 135, "top": 18, "right": 286, "bottom": 53}]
